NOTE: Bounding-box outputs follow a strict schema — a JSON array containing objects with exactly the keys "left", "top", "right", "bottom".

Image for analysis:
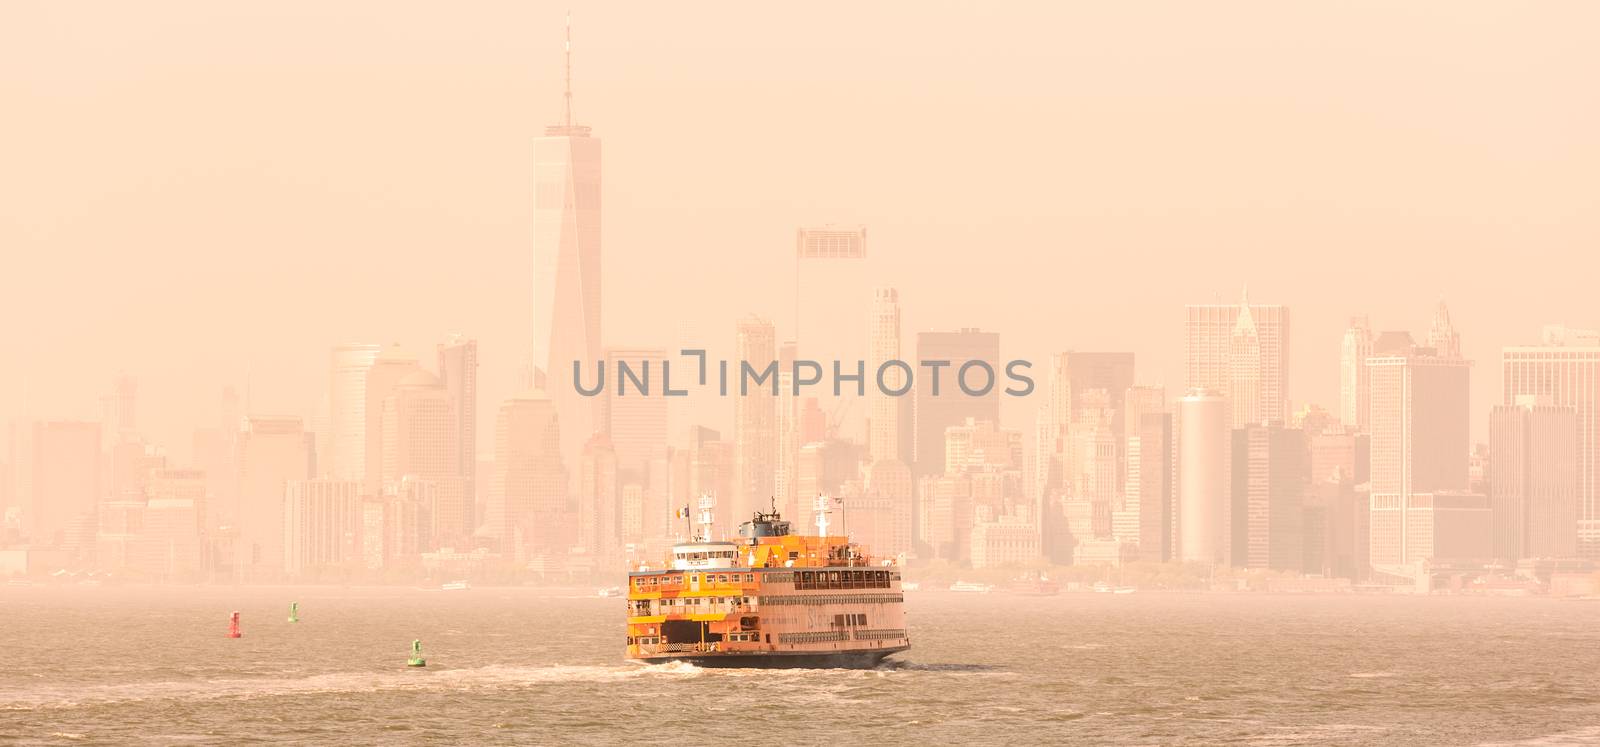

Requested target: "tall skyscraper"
[
  {"left": 235, "top": 415, "right": 313, "bottom": 578},
  {"left": 1230, "top": 424, "right": 1307, "bottom": 571},
  {"left": 794, "top": 225, "right": 868, "bottom": 346},
  {"left": 733, "top": 316, "right": 777, "bottom": 522},
  {"left": 1503, "top": 325, "right": 1600, "bottom": 558},
  {"left": 1185, "top": 290, "right": 1289, "bottom": 427},
  {"left": 491, "top": 390, "right": 564, "bottom": 554},
  {"left": 1367, "top": 345, "right": 1484, "bottom": 568},
  {"left": 102, "top": 374, "right": 138, "bottom": 441},
  {"left": 913, "top": 329, "right": 1001, "bottom": 478},
  {"left": 1368, "top": 351, "right": 1470, "bottom": 498},
  {"left": 329, "top": 343, "right": 381, "bottom": 481},
  {"left": 437, "top": 335, "right": 478, "bottom": 532},
  {"left": 1066, "top": 399, "right": 1118, "bottom": 504},
  {"left": 1340, "top": 315, "right": 1374, "bottom": 432},
  {"left": 602, "top": 347, "right": 668, "bottom": 478},
  {"left": 1123, "top": 409, "right": 1173, "bottom": 562},
  {"left": 579, "top": 433, "right": 618, "bottom": 559},
  {"left": 534, "top": 14, "right": 602, "bottom": 473},
  {"left": 868, "top": 288, "right": 906, "bottom": 465},
  {"left": 1427, "top": 300, "right": 1462, "bottom": 359},
  {"left": 1178, "top": 390, "right": 1228, "bottom": 564},
  {"left": 1229, "top": 306, "right": 1264, "bottom": 427},
  {"left": 381, "top": 369, "right": 467, "bottom": 547},
  {"left": 1489, "top": 397, "right": 1579, "bottom": 561},
  {"left": 363, "top": 345, "right": 421, "bottom": 495},
  {"left": 774, "top": 341, "right": 801, "bottom": 519}
]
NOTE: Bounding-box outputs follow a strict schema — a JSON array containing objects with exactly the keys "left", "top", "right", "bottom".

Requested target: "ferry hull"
[{"left": 634, "top": 646, "right": 908, "bottom": 669}]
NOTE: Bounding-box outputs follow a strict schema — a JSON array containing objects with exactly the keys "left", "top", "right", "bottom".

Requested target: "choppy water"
[{"left": 3, "top": 587, "right": 1600, "bottom": 745}]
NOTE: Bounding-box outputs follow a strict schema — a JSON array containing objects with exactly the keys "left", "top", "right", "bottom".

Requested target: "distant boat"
[
  {"left": 949, "top": 581, "right": 994, "bottom": 593},
  {"left": 901, "top": 581, "right": 921, "bottom": 592},
  {"left": 1113, "top": 586, "right": 1136, "bottom": 595},
  {"left": 596, "top": 586, "right": 622, "bottom": 598},
  {"left": 1092, "top": 582, "right": 1113, "bottom": 593},
  {"left": 1009, "top": 573, "right": 1060, "bottom": 596},
  {"left": 440, "top": 580, "right": 470, "bottom": 591}
]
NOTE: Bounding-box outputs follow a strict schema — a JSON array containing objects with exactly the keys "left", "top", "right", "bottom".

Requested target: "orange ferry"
[{"left": 625, "top": 496, "right": 909, "bottom": 668}]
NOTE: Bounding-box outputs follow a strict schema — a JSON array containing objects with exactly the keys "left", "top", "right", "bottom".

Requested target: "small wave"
[
  {"left": 875, "top": 661, "right": 1000, "bottom": 673},
  {"left": 1479, "top": 726, "right": 1600, "bottom": 746},
  {"left": 1062, "top": 643, "right": 1103, "bottom": 650},
  {"left": 1249, "top": 724, "right": 1390, "bottom": 743},
  {"left": 47, "top": 733, "right": 86, "bottom": 741},
  {"left": 1347, "top": 672, "right": 1398, "bottom": 679},
  {"left": 0, "top": 662, "right": 702, "bottom": 711}
]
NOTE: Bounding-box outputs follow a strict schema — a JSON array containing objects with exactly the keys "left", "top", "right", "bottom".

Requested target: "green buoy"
[
  {"left": 407, "top": 639, "right": 427, "bottom": 668},
  {"left": 287, "top": 602, "right": 299, "bottom": 623}
]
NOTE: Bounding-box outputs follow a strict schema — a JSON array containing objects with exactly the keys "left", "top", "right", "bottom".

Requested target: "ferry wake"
[{"left": 625, "top": 495, "right": 909, "bottom": 668}]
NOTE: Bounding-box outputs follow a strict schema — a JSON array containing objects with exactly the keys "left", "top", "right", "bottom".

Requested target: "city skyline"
[
  {"left": 4, "top": 4, "right": 1600, "bottom": 586},
  {"left": 5, "top": 3, "right": 1600, "bottom": 459}
]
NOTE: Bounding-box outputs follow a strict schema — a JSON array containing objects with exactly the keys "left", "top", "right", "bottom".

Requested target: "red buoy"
[{"left": 228, "top": 611, "right": 242, "bottom": 638}]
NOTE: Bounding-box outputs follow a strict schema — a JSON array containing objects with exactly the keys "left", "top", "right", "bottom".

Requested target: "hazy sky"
[{"left": 3, "top": 1, "right": 1598, "bottom": 458}]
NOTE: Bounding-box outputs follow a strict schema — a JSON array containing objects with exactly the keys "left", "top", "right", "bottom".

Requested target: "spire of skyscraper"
[
  {"left": 1428, "top": 298, "right": 1461, "bottom": 358},
  {"left": 546, "top": 11, "right": 590, "bottom": 137}
]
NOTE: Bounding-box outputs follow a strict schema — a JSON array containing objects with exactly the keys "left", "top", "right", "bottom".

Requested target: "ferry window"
[
  {"left": 744, "top": 574, "right": 753, "bottom": 582},
  {"left": 834, "top": 614, "right": 845, "bottom": 627}
]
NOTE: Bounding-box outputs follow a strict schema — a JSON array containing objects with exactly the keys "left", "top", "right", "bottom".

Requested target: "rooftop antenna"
[{"left": 563, "top": 10, "right": 573, "bottom": 128}]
